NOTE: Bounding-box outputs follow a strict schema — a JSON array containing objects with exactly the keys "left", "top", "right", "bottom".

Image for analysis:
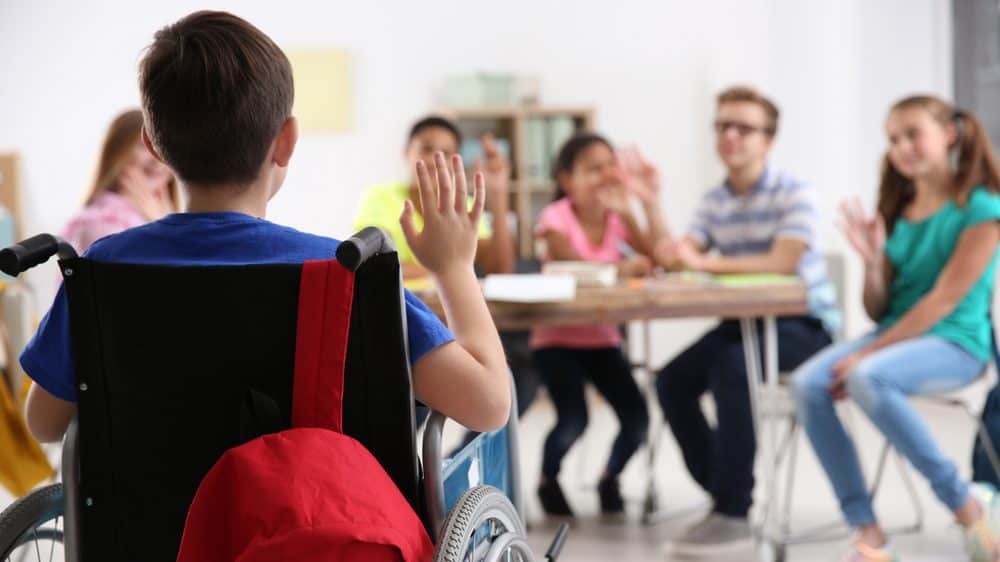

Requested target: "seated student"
[
  {"left": 63, "top": 109, "right": 177, "bottom": 252},
  {"left": 21, "top": 10, "right": 510, "bottom": 445},
  {"left": 354, "top": 117, "right": 515, "bottom": 279},
  {"left": 357, "top": 117, "right": 539, "bottom": 435},
  {"left": 532, "top": 133, "right": 663, "bottom": 518},
  {"left": 793, "top": 96, "right": 1000, "bottom": 562},
  {"left": 653, "top": 86, "right": 838, "bottom": 556}
]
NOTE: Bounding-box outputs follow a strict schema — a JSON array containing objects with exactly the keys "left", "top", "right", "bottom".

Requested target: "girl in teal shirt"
[{"left": 793, "top": 96, "right": 1000, "bottom": 562}]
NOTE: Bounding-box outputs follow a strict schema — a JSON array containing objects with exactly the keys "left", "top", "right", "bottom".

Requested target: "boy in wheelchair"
[
  {"left": 0, "top": 10, "right": 572, "bottom": 562},
  {"left": 21, "top": 11, "right": 510, "bottom": 447}
]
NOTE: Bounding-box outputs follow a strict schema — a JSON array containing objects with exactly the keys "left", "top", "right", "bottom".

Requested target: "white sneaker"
[
  {"left": 962, "top": 482, "right": 1000, "bottom": 562},
  {"left": 663, "top": 513, "right": 754, "bottom": 557}
]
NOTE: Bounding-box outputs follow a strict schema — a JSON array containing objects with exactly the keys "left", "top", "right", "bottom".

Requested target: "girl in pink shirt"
[
  {"left": 63, "top": 110, "right": 177, "bottom": 252},
  {"left": 533, "top": 133, "right": 665, "bottom": 519}
]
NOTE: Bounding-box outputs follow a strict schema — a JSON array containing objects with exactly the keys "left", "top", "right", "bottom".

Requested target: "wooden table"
[
  {"left": 413, "top": 280, "right": 809, "bottom": 330},
  {"left": 414, "top": 277, "right": 809, "bottom": 545}
]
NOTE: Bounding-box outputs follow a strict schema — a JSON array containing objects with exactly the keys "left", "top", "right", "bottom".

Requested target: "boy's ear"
[
  {"left": 273, "top": 117, "right": 298, "bottom": 168},
  {"left": 141, "top": 127, "right": 166, "bottom": 164}
]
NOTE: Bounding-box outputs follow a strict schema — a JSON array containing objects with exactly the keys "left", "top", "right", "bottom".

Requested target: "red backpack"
[{"left": 175, "top": 260, "right": 434, "bottom": 562}]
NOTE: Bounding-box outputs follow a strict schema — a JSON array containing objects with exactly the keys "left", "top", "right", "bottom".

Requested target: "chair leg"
[{"left": 869, "top": 439, "right": 924, "bottom": 536}]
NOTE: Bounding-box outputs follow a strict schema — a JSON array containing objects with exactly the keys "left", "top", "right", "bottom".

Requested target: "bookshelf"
[{"left": 436, "top": 106, "right": 594, "bottom": 258}]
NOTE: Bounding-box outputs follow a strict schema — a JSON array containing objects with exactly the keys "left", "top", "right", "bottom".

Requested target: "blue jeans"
[{"left": 792, "top": 333, "right": 986, "bottom": 527}]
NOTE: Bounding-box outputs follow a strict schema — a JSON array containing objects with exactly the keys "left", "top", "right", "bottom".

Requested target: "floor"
[
  {"left": 509, "top": 385, "right": 988, "bottom": 562},
  {"left": 1, "top": 385, "right": 988, "bottom": 562}
]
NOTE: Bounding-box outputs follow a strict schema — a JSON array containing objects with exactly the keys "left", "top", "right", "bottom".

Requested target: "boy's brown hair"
[
  {"left": 138, "top": 11, "right": 294, "bottom": 186},
  {"left": 717, "top": 85, "right": 780, "bottom": 136}
]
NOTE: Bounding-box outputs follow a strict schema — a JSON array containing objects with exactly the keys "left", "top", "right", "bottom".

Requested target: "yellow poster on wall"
[{"left": 286, "top": 49, "right": 352, "bottom": 133}]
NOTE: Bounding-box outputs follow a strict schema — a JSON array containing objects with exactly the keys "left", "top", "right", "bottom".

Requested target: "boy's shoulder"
[{"left": 85, "top": 213, "right": 340, "bottom": 265}]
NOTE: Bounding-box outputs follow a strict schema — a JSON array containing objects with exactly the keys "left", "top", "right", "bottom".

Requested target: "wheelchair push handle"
[
  {"left": 336, "top": 226, "right": 395, "bottom": 272},
  {"left": 0, "top": 234, "right": 78, "bottom": 277}
]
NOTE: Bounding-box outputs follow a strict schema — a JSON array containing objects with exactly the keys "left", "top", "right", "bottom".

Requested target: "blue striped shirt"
[{"left": 688, "top": 167, "right": 841, "bottom": 335}]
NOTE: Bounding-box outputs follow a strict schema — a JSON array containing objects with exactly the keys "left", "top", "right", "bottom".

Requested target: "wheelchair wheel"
[
  {"left": 434, "top": 485, "right": 532, "bottom": 562},
  {"left": 0, "top": 484, "right": 64, "bottom": 562}
]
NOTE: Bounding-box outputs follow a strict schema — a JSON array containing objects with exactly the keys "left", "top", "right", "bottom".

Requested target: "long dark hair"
[
  {"left": 878, "top": 95, "right": 1000, "bottom": 232},
  {"left": 551, "top": 132, "right": 613, "bottom": 201}
]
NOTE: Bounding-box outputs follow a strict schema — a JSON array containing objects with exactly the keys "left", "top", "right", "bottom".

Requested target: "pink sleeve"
[
  {"left": 63, "top": 213, "right": 131, "bottom": 253},
  {"left": 534, "top": 200, "right": 569, "bottom": 239}
]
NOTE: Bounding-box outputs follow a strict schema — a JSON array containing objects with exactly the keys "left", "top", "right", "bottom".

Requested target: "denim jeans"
[
  {"left": 792, "top": 333, "right": 986, "bottom": 527},
  {"left": 655, "top": 317, "right": 831, "bottom": 517}
]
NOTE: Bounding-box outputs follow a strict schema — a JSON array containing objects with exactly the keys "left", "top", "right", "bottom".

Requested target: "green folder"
[{"left": 712, "top": 273, "right": 801, "bottom": 287}]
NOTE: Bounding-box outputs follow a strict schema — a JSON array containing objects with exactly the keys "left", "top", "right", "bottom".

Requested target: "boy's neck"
[
  {"left": 726, "top": 160, "right": 767, "bottom": 194},
  {"left": 184, "top": 182, "right": 269, "bottom": 218}
]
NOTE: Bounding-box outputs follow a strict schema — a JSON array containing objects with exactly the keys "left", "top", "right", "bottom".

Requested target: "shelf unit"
[{"left": 436, "top": 106, "right": 594, "bottom": 258}]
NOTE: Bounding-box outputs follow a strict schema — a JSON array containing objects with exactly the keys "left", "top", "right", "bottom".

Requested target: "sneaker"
[
  {"left": 840, "top": 541, "right": 898, "bottom": 562},
  {"left": 663, "top": 512, "right": 754, "bottom": 556},
  {"left": 537, "top": 478, "right": 574, "bottom": 518},
  {"left": 597, "top": 477, "right": 624, "bottom": 515},
  {"left": 963, "top": 483, "right": 1000, "bottom": 562}
]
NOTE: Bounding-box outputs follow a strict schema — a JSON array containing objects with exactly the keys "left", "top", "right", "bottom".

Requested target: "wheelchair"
[{"left": 0, "top": 227, "right": 568, "bottom": 562}]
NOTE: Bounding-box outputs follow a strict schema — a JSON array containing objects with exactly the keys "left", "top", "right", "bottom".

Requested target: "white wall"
[{"left": 0, "top": 0, "right": 952, "bottom": 362}]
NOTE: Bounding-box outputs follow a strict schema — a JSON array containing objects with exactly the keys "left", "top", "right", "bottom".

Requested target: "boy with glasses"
[{"left": 655, "top": 85, "right": 840, "bottom": 556}]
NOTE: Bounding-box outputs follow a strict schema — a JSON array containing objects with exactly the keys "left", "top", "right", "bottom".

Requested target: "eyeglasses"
[{"left": 713, "top": 120, "right": 772, "bottom": 137}]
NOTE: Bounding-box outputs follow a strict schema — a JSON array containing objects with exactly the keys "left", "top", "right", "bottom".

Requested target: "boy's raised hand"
[{"left": 401, "top": 151, "right": 485, "bottom": 277}]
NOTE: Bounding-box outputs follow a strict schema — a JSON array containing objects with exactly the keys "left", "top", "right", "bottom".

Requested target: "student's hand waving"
[
  {"left": 616, "top": 145, "right": 661, "bottom": 206},
  {"left": 838, "top": 198, "right": 886, "bottom": 267},
  {"left": 476, "top": 133, "right": 511, "bottom": 206},
  {"left": 401, "top": 152, "right": 485, "bottom": 277},
  {"left": 597, "top": 184, "right": 632, "bottom": 217}
]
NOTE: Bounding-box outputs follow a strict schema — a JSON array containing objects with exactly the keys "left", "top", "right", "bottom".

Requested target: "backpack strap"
[{"left": 293, "top": 259, "right": 355, "bottom": 432}]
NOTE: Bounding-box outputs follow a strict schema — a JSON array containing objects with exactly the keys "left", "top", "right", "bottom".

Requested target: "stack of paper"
[
  {"left": 541, "top": 261, "right": 618, "bottom": 287},
  {"left": 483, "top": 274, "right": 576, "bottom": 303}
]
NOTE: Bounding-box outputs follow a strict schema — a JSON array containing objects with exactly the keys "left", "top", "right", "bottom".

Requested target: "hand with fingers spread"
[
  {"left": 400, "top": 151, "right": 485, "bottom": 278},
  {"left": 839, "top": 197, "right": 886, "bottom": 267},
  {"left": 615, "top": 145, "right": 661, "bottom": 207}
]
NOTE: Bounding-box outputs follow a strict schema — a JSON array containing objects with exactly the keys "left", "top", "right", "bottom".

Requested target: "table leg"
[{"left": 740, "top": 317, "right": 780, "bottom": 546}]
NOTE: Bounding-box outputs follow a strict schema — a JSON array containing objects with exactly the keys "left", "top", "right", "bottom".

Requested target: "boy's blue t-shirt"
[{"left": 20, "top": 212, "right": 455, "bottom": 402}]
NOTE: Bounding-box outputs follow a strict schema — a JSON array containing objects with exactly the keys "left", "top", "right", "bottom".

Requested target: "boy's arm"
[
  {"left": 25, "top": 385, "right": 76, "bottom": 443},
  {"left": 679, "top": 184, "right": 814, "bottom": 275},
  {"left": 402, "top": 152, "right": 510, "bottom": 432},
  {"left": 679, "top": 237, "right": 806, "bottom": 275}
]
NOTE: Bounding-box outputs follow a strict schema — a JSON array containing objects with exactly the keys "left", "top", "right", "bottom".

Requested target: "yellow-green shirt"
[{"left": 353, "top": 181, "right": 491, "bottom": 264}]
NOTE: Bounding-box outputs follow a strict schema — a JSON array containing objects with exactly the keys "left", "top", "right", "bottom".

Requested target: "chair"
[
  {"left": 0, "top": 228, "right": 568, "bottom": 562},
  {"left": 759, "top": 256, "right": 1000, "bottom": 562}
]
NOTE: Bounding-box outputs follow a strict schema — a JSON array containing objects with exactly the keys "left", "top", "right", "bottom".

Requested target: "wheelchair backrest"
[{"left": 60, "top": 252, "right": 420, "bottom": 562}]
